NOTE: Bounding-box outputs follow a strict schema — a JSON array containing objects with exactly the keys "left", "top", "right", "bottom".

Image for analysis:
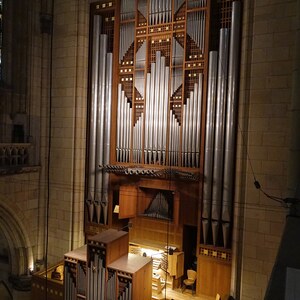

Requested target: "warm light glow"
[
  {"left": 113, "top": 205, "right": 119, "bottom": 213},
  {"left": 141, "top": 247, "right": 163, "bottom": 258}
]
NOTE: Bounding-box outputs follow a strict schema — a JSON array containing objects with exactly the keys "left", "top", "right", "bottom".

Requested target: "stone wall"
[{"left": 234, "top": 0, "right": 298, "bottom": 299}]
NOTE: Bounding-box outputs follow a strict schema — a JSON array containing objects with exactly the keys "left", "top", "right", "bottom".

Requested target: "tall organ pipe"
[
  {"left": 181, "top": 74, "right": 202, "bottom": 168},
  {"left": 102, "top": 52, "right": 113, "bottom": 225},
  {"left": 222, "top": 1, "right": 241, "bottom": 237},
  {"left": 211, "top": 28, "right": 230, "bottom": 242},
  {"left": 116, "top": 84, "right": 122, "bottom": 162},
  {"left": 195, "top": 73, "right": 203, "bottom": 167},
  {"left": 202, "top": 51, "right": 218, "bottom": 244},
  {"left": 86, "top": 15, "right": 101, "bottom": 223},
  {"left": 95, "top": 34, "right": 108, "bottom": 224},
  {"left": 163, "top": 66, "right": 170, "bottom": 165},
  {"left": 143, "top": 53, "right": 169, "bottom": 165},
  {"left": 144, "top": 73, "right": 151, "bottom": 164}
]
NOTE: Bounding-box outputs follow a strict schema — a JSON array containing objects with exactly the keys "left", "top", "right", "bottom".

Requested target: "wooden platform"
[{"left": 152, "top": 286, "right": 215, "bottom": 300}]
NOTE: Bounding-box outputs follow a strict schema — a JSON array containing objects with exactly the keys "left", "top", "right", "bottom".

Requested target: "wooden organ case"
[
  {"left": 85, "top": 0, "right": 242, "bottom": 298},
  {"left": 63, "top": 229, "right": 152, "bottom": 300}
]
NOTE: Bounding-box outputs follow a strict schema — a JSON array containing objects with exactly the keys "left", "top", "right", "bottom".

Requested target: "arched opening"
[
  {"left": 0, "top": 200, "right": 34, "bottom": 278},
  {"left": 0, "top": 280, "right": 13, "bottom": 300}
]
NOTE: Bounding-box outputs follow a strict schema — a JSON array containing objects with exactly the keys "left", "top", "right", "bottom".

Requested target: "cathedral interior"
[{"left": 0, "top": 0, "right": 300, "bottom": 299}]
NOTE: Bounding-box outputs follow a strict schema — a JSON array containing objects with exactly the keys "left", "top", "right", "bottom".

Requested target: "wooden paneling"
[
  {"left": 168, "top": 251, "right": 184, "bottom": 279},
  {"left": 119, "top": 185, "right": 137, "bottom": 218},
  {"left": 31, "top": 263, "right": 64, "bottom": 300},
  {"left": 197, "top": 256, "right": 231, "bottom": 299},
  {"left": 129, "top": 217, "right": 182, "bottom": 249},
  {"left": 108, "top": 254, "right": 153, "bottom": 300}
]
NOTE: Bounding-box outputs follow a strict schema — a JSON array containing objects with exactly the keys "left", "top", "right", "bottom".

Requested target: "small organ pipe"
[
  {"left": 189, "top": 91, "right": 194, "bottom": 167},
  {"left": 158, "top": 56, "right": 166, "bottom": 164},
  {"left": 101, "top": 266, "right": 105, "bottom": 300},
  {"left": 163, "top": 66, "right": 170, "bottom": 165},
  {"left": 116, "top": 84, "right": 122, "bottom": 161},
  {"left": 64, "top": 265, "right": 68, "bottom": 300},
  {"left": 183, "top": 100, "right": 188, "bottom": 167},
  {"left": 93, "top": 256, "right": 97, "bottom": 300},
  {"left": 181, "top": 74, "right": 203, "bottom": 168},
  {"left": 133, "top": 113, "right": 143, "bottom": 163},
  {"left": 120, "top": 91, "right": 125, "bottom": 162},
  {"left": 116, "top": 87, "right": 132, "bottom": 163},
  {"left": 119, "top": 23, "right": 134, "bottom": 63},
  {"left": 195, "top": 74, "right": 203, "bottom": 167},
  {"left": 148, "top": 63, "right": 155, "bottom": 163},
  {"left": 192, "top": 85, "right": 198, "bottom": 167},
  {"left": 128, "top": 102, "right": 132, "bottom": 162},
  {"left": 144, "top": 73, "right": 151, "bottom": 164}
]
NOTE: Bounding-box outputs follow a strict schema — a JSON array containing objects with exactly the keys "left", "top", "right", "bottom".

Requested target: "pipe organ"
[
  {"left": 85, "top": 0, "right": 241, "bottom": 298},
  {"left": 63, "top": 230, "right": 152, "bottom": 300},
  {"left": 64, "top": 246, "right": 87, "bottom": 300}
]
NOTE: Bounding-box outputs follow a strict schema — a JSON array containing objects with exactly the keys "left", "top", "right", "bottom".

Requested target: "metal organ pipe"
[
  {"left": 116, "top": 85, "right": 132, "bottom": 163},
  {"left": 181, "top": 74, "right": 203, "bottom": 168},
  {"left": 211, "top": 28, "right": 230, "bottom": 246},
  {"left": 86, "top": 20, "right": 114, "bottom": 226},
  {"left": 149, "top": 0, "right": 172, "bottom": 25},
  {"left": 120, "top": 0, "right": 135, "bottom": 21},
  {"left": 133, "top": 112, "right": 143, "bottom": 163},
  {"left": 202, "top": 51, "right": 218, "bottom": 244},
  {"left": 86, "top": 15, "right": 101, "bottom": 223},
  {"left": 144, "top": 73, "right": 151, "bottom": 164},
  {"left": 119, "top": 23, "right": 134, "bottom": 63},
  {"left": 88, "top": 253, "right": 106, "bottom": 300},
  {"left": 64, "top": 265, "right": 76, "bottom": 300},
  {"left": 222, "top": 1, "right": 241, "bottom": 247},
  {"left": 195, "top": 74, "right": 203, "bottom": 168},
  {"left": 187, "top": 10, "right": 206, "bottom": 54},
  {"left": 142, "top": 52, "right": 170, "bottom": 165},
  {"left": 95, "top": 34, "right": 107, "bottom": 224},
  {"left": 102, "top": 52, "right": 113, "bottom": 225}
]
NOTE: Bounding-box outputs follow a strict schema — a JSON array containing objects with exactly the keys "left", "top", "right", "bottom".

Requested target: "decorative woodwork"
[
  {"left": 107, "top": 253, "right": 152, "bottom": 300},
  {"left": 31, "top": 262, "right": 64, "bottom": 300},
  {"left": 86, "top": 1, "right": 241, "bottom": 298},
  {"left": 64, "top": 245, "right": 87, "bottom": 299}
]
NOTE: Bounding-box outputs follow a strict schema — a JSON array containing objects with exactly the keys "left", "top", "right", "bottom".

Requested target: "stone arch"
[
  {"left": 0, "top": 199, "right": 34, "bottom": 276},
  {"left": 0, "top": 280, "right": 13, "bottom": 300}
]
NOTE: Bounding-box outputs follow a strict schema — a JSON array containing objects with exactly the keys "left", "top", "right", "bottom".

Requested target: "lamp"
[{"left": 113, "top": 205, "right": 119, "bottom": 213}]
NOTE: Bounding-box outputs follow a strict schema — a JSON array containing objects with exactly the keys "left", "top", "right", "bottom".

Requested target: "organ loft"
[
  {"left": 1, "top": 0, "right": 299, "bottom": 300},
  {"left": 35, "top": 0, "right": 240, "bottom": 298}
]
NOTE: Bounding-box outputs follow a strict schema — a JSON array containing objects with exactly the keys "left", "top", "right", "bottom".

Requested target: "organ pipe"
[
  {"left": 87, "top": 253, "right": 106, "bottom": 300},
  {"left": 181, "top": 74, "right": 203, "bottom": 168},
  {"left": 187, "top": 10, "right": 206, "bottom": 54},
  {"left": 149, "top": 0, "right": 172, "bottom": 25},
  {"left": 86, "top": 15, "right": 101, "bottom": 223},
  {"left": 87, "top": 17, "right": 113, "bottom": 225},
  {"left": 222, "top": 0, "right": 241, "bottom": 230},
  {"left": 202, "top": 51, "right": 218, "bottom": 227},
  {"left": 102, "top": 52, "right": 113, "bottom": 225},
  {"left": 95, "top": 34, "right": 107, "bottom": 224},
  {"left": 211, "top": 29, "right": 230, "bottom": 222}
]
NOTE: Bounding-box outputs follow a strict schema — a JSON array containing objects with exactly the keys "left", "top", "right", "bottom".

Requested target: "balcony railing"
[{"left": 0, "top": 143, "right": 38, "bottom": 175}]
